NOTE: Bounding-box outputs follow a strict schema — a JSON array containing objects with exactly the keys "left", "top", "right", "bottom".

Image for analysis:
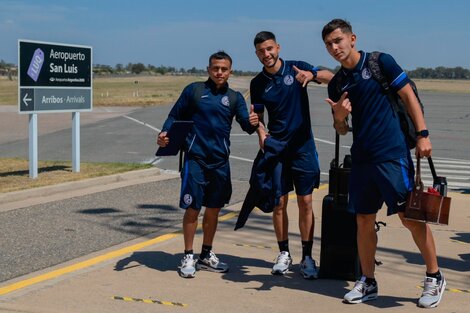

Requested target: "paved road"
[
  {"left": 0, "top": 177, "right": 253, "bottom": 283},
  {"left": 1, "top": 86, "right": 469, "bottom": 188}
]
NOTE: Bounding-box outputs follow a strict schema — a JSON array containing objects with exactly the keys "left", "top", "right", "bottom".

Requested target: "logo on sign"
[{"left": 27, "top": 48, "right": 45, "bottom": 82}]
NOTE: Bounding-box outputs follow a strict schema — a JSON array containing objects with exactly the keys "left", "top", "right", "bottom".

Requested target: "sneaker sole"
[
  {"left": 343, "top": 293, "right": 378, "bottom": 304},
  {"left": 300, "top": 271, "right": 318, "bottom": 280},
  {"left": 196, "top": 263, "right": 228, "bottom": 273},
  {"left": 271, "top": 266, "right": 292, "bottom": 276},
  {"left": 418, "top": 279, "right": 447, "bottom": 308},
  {"left": 179, "top": 271, "right": 196, "bottom": 278}
]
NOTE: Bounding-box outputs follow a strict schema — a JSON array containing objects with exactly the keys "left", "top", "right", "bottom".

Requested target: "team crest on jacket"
[
  {"left": 362, "top": 68, "right": 372, "bottom": 79},
  {"left": 221, "top": 96, "right": 230, "bottom": 107},
  {"left": 183, "top": 194, "right": 193, "bottom": 205},
  {"left": 284, "top": 75, "right": 294, "bottom": 85}
]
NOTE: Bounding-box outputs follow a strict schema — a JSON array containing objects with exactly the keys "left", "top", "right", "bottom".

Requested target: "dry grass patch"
[
  {"left": 0, "top": 76, "right": 17, "bottom": 105},
  {"left": 414, "top": 79, "right": 470, "bottom": 93},
  {"left": 2, "top": 76, "right": 469, "bottom": 108},
  {"left": 93, "top": 75, "right": 206, "bottom": 106},
  {"left": 0, "top": 158, "right": 152, "bottom": 193}
]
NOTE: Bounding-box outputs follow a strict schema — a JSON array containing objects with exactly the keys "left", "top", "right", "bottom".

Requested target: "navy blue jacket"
[
  {"left": 162, "top": 79, "right": 257, "bottom": 169},
  {"left": 235, "top": 137, "right": 287, "bottom": 230}
]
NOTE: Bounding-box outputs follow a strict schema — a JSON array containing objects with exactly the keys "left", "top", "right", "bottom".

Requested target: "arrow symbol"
[{"left": 23, "top": 93, "right": 32, "bottom": 107}]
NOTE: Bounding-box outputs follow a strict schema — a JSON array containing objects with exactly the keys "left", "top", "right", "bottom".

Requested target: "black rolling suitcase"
[{"left": 319, "top": 132, "right": 361, "bottom": 281}]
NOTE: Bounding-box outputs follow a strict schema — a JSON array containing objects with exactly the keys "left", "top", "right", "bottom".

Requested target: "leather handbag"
[{"left": 405, "top": 157, "right": 451, "bottom": 225}]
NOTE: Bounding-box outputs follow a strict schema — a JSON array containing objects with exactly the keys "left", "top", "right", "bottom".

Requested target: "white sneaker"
[
  {"left": 179, "top": 254, "right": 196, "bottom": 278},
  {"left": 300, "top": 256, "right": 318, "bottom": 279},
  {"left": 196, "top": 251, "right": 229, "bottom": 273},
  {"left": 271, "top": 251, "right": 292, "bottom": 275},
  {"left": 343, "top": 277, "right": 378, "bottom": 304},
  {"left": 418, "top": 276, "right": 446, "bottom": 308}
]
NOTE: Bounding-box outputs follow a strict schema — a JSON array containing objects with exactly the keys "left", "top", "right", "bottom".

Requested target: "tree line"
[
  {"left": 93, "top": 63, "right": 258, "bottom": 76},
  {"left": 1, "top": 59, "right": 469, "bottom": 79},
  {"left": 406, "top": 66, "right": 470, "bottom": 79},
  {"left": 84, "top": 63, "right": 470, "bottom": 79}
]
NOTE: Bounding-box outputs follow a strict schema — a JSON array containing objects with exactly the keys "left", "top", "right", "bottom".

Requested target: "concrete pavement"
[{"left": 0, "top": 179, "right": 468, "bottom": 313}]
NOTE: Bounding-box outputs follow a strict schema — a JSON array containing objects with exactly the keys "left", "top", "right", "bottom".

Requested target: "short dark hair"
[
  {"left": 322, "top": 19, "right": 353, "bottom": 41},
  {"left": 254, "top": 31, "right": 276, "bottom": 47},
  {"left": 209, "top": 51, "right": 232, "bottom": 66}
]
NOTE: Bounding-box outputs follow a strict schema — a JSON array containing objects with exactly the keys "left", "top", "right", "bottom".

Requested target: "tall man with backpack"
[
  {"left": 322, "top": 19, "right": 445, "bottom": 308},
  {"left": 157, "top": 51, "right": 259, "bottom": 278}
]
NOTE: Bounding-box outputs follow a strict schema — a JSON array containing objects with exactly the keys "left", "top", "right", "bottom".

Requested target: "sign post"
[
  {"left": 18, "top": 40, "right": 92, "bottom": 178},
  {"left": 28, "top": 114, "right": 38, "bottom": 178}
]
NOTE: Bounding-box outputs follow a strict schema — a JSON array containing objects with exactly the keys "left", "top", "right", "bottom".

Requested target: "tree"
[
  {"left": 131, "top": 63, "right": 146, "bottom": 74},
  {"left": 115, "top": 63, "right": 124, "bottom": 73}
]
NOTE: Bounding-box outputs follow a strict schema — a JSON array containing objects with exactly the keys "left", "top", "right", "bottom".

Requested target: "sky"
[{"left": 1, "top": 0, "right": 469, "bottom": 71}]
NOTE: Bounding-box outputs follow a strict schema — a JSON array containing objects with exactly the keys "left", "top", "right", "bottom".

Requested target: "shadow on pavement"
[{"left": 113, "top": 251, "right": 418, "bottom": 309}]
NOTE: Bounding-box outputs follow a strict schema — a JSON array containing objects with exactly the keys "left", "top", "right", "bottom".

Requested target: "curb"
[{"left": 0, "top": 167, "right": 165, "bottom": 206}]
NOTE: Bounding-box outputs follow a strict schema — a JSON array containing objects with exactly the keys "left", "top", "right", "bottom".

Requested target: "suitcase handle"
[
  {"left": 334, "top": 132, "right": 340, "bottom": 168},
  {"left": 334, "top": 127, "right": 352, "bottom": 168}
]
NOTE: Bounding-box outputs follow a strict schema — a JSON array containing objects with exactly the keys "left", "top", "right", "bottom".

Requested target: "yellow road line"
[
  {"left": 243, "top": 90, "right": 250, "bottom": 100},
  {"left": 218, "top": 211, "right": 238, "bottom": 222},
  {"left": 451, "top": 239, "right": 468, "bottom": 244},
  {"left": 288, "top": 183, "right": 328, "bottom": 200},
  {"left": 0, "top": 232, "right": 180, "bottom": 296},
  {"left": 417, "top": 286, "right": 470, "bottom": 293},
  {"left": 235, "top": 243, "right": 276, "bottom": 250},
  {"left": 112, "top": 296, "right": 188, "bottom": 307},
  {"left": 0, "top": 183, "right": 328, "bottom": 296}
]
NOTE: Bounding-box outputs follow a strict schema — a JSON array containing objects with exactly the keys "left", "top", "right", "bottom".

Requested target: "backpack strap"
[
  {"left": 368, "top": 51, "right": 391, "bottom": 93},
  {"left": 188, "top": 82, "right": 205, "bottom": 117},
  {"left": 368, "top": 51, "right": 402, "bottom": 114},
  {"left": 334, "top": 70, "right": 345, "bottom": 98},
  {"left": 190, "top": 82, "right": 238, "bottom": 116},
  {"left": 226, "top": 88, "right": 238, "bottom": 115}
]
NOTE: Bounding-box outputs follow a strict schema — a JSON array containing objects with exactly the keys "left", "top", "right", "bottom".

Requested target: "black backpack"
[
  {"left": 367, "top": 51, "right": 424, "bottom": 149},
  {"left": 188, "top": 82, "right": 238, "bottom": 117}
]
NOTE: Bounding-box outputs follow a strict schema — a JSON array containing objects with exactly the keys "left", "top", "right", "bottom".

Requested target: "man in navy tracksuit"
[
  {"left": 157, "top": 51, "right": 259, "bottom": 278},
  {"left": 323, "top": 19, "right": 445, "bottom": 308},
  {"left": 250, "top": 31, "right": 333, "bottom": 279}
]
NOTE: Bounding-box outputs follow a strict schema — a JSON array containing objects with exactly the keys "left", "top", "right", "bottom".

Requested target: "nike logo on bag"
[
  {"left": 341, "top": 83, "right": 350, "bottom": 91},
  {"left": 201, "top": 95, "right": 209, "bottom": 98},
  {"left": 264, "top": 85, "right": 273, "bottom": 93},
  {"left": 397, "top": 201, "right": 406, "bottom": 206}
]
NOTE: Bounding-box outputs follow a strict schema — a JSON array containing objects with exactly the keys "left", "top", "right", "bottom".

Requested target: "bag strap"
[
  {"left": 415, "top": 158, "right": 424, "bottom": 191},
  {"left": 416, "top": 156, "right": 440, "bottom": 188},
  {"left": 368, "top": 51, "right": 391, "bottom": 93},
  {"left": 192, "top": 82, "right": 238, "bottom": 116},
  {"left": 227, "top": 89, "right": 238, "bottom": 115},
  {"left": 189, "top": 82, "right": 205, "bottom": 117},
  {"left": 427, "top": 156, "right": 438, "bottom": 180}
]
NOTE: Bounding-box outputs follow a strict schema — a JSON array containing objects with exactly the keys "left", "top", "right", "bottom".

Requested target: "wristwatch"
[
  {"left": 310, "top": 67, "right": 321, "bottom": 84},
  {"left": 310, "top": 67, "right": 318, "bottom": 79},
  {"left": 416, "top": 129, "right": 429, "bottom": 138}
]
